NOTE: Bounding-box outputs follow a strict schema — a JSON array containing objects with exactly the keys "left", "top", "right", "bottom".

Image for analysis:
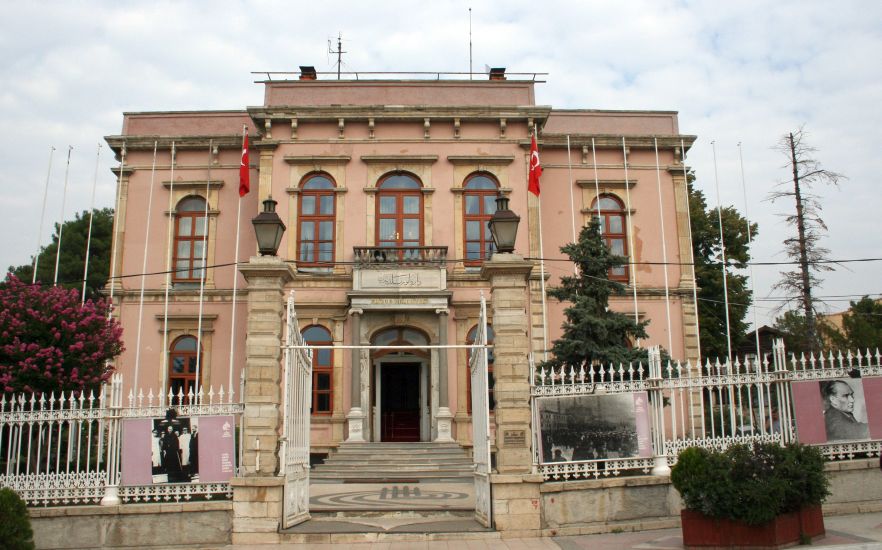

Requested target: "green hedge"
[
  {"left": 0, "top": 487, "right": 35, "bottom": 550},
  {"left": 670, "top": 443, "right": 830, "bottom": 526}
]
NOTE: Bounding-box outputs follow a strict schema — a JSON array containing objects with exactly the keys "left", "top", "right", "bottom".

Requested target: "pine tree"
[{"left": 541, "top": 219, "right": 650, "bottom": 370}]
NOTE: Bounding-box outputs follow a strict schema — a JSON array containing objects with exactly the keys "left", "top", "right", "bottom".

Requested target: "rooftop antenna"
[
  {"left": 328, "top": 32, "right": 346, "bottom": 80},
  {"left": 469, "top": 8, "right": 473, "bottom": 79}
]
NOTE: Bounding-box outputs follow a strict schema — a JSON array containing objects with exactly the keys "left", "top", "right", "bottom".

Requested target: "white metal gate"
[
  {"left": 281, "top": 291, "right": 311, "bottom": 528},
  {"left": 469, "top": 293, "right": 493, "bottom": 527}
]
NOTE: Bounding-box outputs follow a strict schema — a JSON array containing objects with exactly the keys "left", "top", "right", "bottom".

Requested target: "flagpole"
[
  {"left": 161, "top": 142, "right": 177, "bottom": 405},
  {"left": 106, "top": 142, "right": 126, "bottom": 373},
  {"left": 33, "top": 146, "right": 55, "bottom": 284},
  {"left": 737, "top": 142, "right": 761, "bottom": 361},
  {"left": 566, "top": 136, "right": 577, "bottom": 242},
  {"left": 622, "top": 138, "right": 641, "bottom": 345},
  {"left": 711, "top": 141, "right": 733, "bottom": 362},
  {"left": 133, "top": 141, "right": 159, "bottom": 399},
  {"left": 681, "top": 139, "right": 702, "bottom": 365},
  {"left": 654, "top": 138, "right": 674, "bottom": 354},
  {"left": 591, "top": 138, "right": 602, "bottom": 224},
  {"left": 194, "top": 140, "right": 212, "bottom": 404},
  {"left": 529, "top": 127, "right": 549, "bottom": 360},
  {"left": 82, "top": 144, "right": 101, "bottom": 304},
  {"left": 53, "top": 146, "right": 73, "bottom": 286},
  {"left": 229, "top": 126, "right": 248, "bottom": 394}
]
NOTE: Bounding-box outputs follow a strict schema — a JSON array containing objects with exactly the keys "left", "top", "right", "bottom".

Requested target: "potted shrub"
[{"left": 671, "top": 443, "right": 829, "bottom": 548}]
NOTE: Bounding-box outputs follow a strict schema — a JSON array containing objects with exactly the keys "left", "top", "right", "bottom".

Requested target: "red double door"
[{"left": 380, "top": 363, "right": 421, "bottom": 442}]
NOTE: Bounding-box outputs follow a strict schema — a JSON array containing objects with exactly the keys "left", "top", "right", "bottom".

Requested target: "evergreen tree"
[
  {"left": 541, "top": 220, "right": 649, "bottom": 370},
  {"left": 687, "top": 178, "right": 756, "bottom": 361},
  {"left": 8, "top": 208, "right": 114, "bottom": 301}
]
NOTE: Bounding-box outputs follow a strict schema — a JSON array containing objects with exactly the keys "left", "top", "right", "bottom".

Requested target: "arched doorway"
[{"left": 370, "top": 327, "right": 430, "bottom": 442}]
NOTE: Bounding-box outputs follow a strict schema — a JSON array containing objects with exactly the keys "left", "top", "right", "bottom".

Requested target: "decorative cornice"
[
  {"left": 446, "top": 155, "right": 515, "bottom": 165},
  {"left": 248, "top": 105, "right": 552, "bottom": 123},
  {"left": 360, "top": 155, "right": 439, "bottom": 165},
  {"left": 284, "top": 155, "right": 351, "bottom": 165},
  {"left": 530, "top": 135, "right": 698, "bottom": 150},
  {"left": 162, "top": 180, "right": 224, "bottom": 190},
  {"left": 104, "top": 135, "right": 242, "bottom": 155},
  {"left": 576, "top": 179, "right": 635, "bottom": 190}
]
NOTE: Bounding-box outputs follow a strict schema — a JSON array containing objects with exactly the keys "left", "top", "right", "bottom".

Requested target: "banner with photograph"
[
  {"left": 792, "top": 377, "right": 881, "bottom": 444},
  {"left": 121, "top": 412, "right": 235, "bottom": 485},
  {"left": 537, "top": 392, "right": 652, "bottom": 464}
]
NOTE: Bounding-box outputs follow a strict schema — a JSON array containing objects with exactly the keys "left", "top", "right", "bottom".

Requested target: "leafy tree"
[
  {"left": 768, "top": 128, "right": 844, "bottom": 352},
  {"left": 824, "top": 296, "right": 882, "bottom": 351},
  {"left": 541, "top": 219, "right": 650, "bottom": 370},
  {"left": 0, "top": 275, "right": 123, "bottom": 394},
  {"left": 772, "top": 309, "right": 839, "bottom": 353},
  {"left": 688, "top": 178, "right": 756, "bottom": 361},
  {"left": 9, "top": 208, "right": 114, "bottom": 301}
]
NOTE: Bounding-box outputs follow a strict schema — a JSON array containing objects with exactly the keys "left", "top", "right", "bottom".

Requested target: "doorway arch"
[{"left": 370, "top": 326, "right": 430, "bottom": 442}]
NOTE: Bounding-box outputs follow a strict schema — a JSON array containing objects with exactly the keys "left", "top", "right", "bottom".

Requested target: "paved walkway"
[{"left": 227, "top": 511, "right": 882, "bottom": 549}]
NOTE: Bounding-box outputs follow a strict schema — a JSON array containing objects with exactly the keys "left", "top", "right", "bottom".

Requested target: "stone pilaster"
[
  {"left": 231, "top": 256, "right": 294, "bottom": 544},
  {"left": 481, "top": 254, "right": 534, "bottom": 474}
]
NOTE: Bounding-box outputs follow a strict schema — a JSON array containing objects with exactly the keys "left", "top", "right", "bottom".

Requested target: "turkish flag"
[
  {"left": 528, "top": 133, "right": 542, "bottom": 196},
  {"left": 239, "top": 131, "right": 250, "bottom": 197}
]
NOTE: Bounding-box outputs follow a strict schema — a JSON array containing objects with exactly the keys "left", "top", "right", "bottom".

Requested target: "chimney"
[
  {"left": 488, "top": 67, "right": 506, "bottom": 81},
  {"left": 299, "top": 66, "right": 317, "bottom": 80}
]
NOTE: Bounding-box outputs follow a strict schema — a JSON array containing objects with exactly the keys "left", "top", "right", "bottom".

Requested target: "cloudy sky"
[{"left": 2, "top": 0, "right": 880, "bottom": 327}]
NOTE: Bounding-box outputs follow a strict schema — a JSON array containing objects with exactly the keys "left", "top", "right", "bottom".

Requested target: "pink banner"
[
  {"left": 197, "top": 416, "right": 236, "bottom": 483},
  {"left": 862, "top": 377, "right": 882, "bottom": 439},
  {"left": 792, "top": 381, "right": 826, "bottom": 444},
  {"left": 121, "top": 419, "right": 153, "bottom": 485},
  {"left": 633, "top": 392, "right": 652, "bottom": 457}
]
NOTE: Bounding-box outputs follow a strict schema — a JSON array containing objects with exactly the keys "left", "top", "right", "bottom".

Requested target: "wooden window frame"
[
  {"left": 375, "top": 173, "right": 424, "bottom": 249},
  {"left": 296, "top": 173, "right": 337, "bottom": 267},
  {"left": 303, "top": 325, "right": 333, "bottom": 415},
  {"left": 172, "top": 196, "right": 208, "bottom": 283},
  {"left": 168, "top": 335, "right": 200, "bottom": 401},
  {"left": 591, "top": 195, "right": 629, "bottom": 282},
  {"left": 462, "top": 172, "right": 499, "bottom": 266}
]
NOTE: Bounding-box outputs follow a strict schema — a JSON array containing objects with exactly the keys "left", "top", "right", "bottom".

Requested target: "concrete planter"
[{"left": 680, "top": 505, "right": 824, "bottom": 548}]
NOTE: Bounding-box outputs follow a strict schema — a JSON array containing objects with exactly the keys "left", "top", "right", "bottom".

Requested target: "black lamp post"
[
  {"left": 251, "top": 196, "right": 286, "bottom": 256},
  {"left": 487, "top": 194, "right": 520, "bottom": 254}
]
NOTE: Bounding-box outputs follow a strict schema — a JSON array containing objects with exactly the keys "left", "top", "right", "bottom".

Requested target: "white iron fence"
[
  {"left": 1, "top": 374, "right": 243, "bottom": 506},
  {"left": 532, "top": 340, "right": 882, "bottom": 481}
]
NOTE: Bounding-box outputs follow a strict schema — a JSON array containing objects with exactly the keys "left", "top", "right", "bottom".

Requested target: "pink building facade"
[{"left": 105, "top": 70, "right": 698, "bottom": 452}]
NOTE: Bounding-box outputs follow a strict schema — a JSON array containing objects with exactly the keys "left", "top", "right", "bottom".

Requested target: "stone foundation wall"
[
  {"left": 29, "top": 502, "right": 231, "bottom": 549},
  {"left": 534, "top": 458, "right": 882, "bottom": 536}
]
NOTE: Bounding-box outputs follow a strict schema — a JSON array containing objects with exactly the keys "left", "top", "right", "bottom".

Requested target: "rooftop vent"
[
  {"left": 488, "top": 67, "right": 506, "bottom": 81},
  {"left": 299, "top": 66, "right": 317, "bottom": 80}
]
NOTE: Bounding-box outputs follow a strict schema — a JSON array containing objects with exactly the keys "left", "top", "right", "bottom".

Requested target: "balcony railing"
[{"left": 353, "top": 246, "right": 448, "bottom": 267}]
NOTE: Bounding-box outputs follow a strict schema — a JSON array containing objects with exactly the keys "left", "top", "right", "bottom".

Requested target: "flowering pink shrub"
[{"left": 0, "top": 275, "right": 123, "bottom": 393}]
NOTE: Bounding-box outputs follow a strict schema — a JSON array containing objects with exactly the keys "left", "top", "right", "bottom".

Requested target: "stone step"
[
  {"left": 279, "top": 510, "right": 495, "bottom": 543},
  {"left": 314, "top": 466, "right": 473, "bottom": 474}
]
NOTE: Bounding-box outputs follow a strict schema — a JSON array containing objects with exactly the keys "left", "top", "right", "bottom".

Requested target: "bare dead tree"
[{"left": 768, "top": 127, "right": 844, "bottom": 351}]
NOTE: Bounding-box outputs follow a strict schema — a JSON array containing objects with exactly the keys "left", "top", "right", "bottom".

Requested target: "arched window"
[
  {"left": 173, "top": 196, "right": 208, "bottom": 282},
  {"left": 169, "top": 335, "right": 200, "bottom": 399},
  {"left": 376, "top": 173, "right": 423, "bottom": 257},
  {"left": 466, "top": 324, "right": 495, "bottom": 412},
  {"left": 371, "top": 326, "right": 429, "bottom": 359},
  {"left": 302, "top": 325, "right": 333, "bottom": 415},
  {"left": 591, "top": 195, "right": 628, "bottom": 281},
  {"left": 463, "top": 173, "right": 499, "bottom": 265},
  {"left": 297, "top": 173, "right": 336, "bottom": 266}
]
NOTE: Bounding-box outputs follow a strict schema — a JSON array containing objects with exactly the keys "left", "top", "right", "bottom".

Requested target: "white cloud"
[{"left": 2, "top": 0, "right": 881, "bottom": 325}]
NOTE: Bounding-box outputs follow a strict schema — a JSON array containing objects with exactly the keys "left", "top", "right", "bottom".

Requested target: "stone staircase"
[{"left": 310, "top": 442, "right": 475, "bottom": 483}]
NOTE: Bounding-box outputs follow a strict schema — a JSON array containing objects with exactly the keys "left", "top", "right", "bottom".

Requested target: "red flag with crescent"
[
  {"left": 239, "top": 130, "right": 250, "bottom": 197},
  {"left": 528, "top": 132, "right": 542, "bottom": 196}
]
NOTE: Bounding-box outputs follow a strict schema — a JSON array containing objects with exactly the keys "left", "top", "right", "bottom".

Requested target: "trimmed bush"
[
  {"left": 671, "top": 443, "right": 829, "bottom": 526},
  {"left": 0, "top": 487, "right": 35, "bottom": 550}
]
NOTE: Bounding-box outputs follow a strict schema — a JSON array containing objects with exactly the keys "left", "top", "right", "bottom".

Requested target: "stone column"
[
  {"left": 230, "top": 255, "right": 295, "bottom": 544},
  {"left": 481, "top": 253, "right": 534, "bottom": 472},
  {"left": 435, "top": 308, "right": 453, "bottom": 442},
  {"left": 482, "top": 253, "right": 542, "bottom": 536},
  {"left": 346, "top": 308, "right": 365, "bottom": 442}
]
